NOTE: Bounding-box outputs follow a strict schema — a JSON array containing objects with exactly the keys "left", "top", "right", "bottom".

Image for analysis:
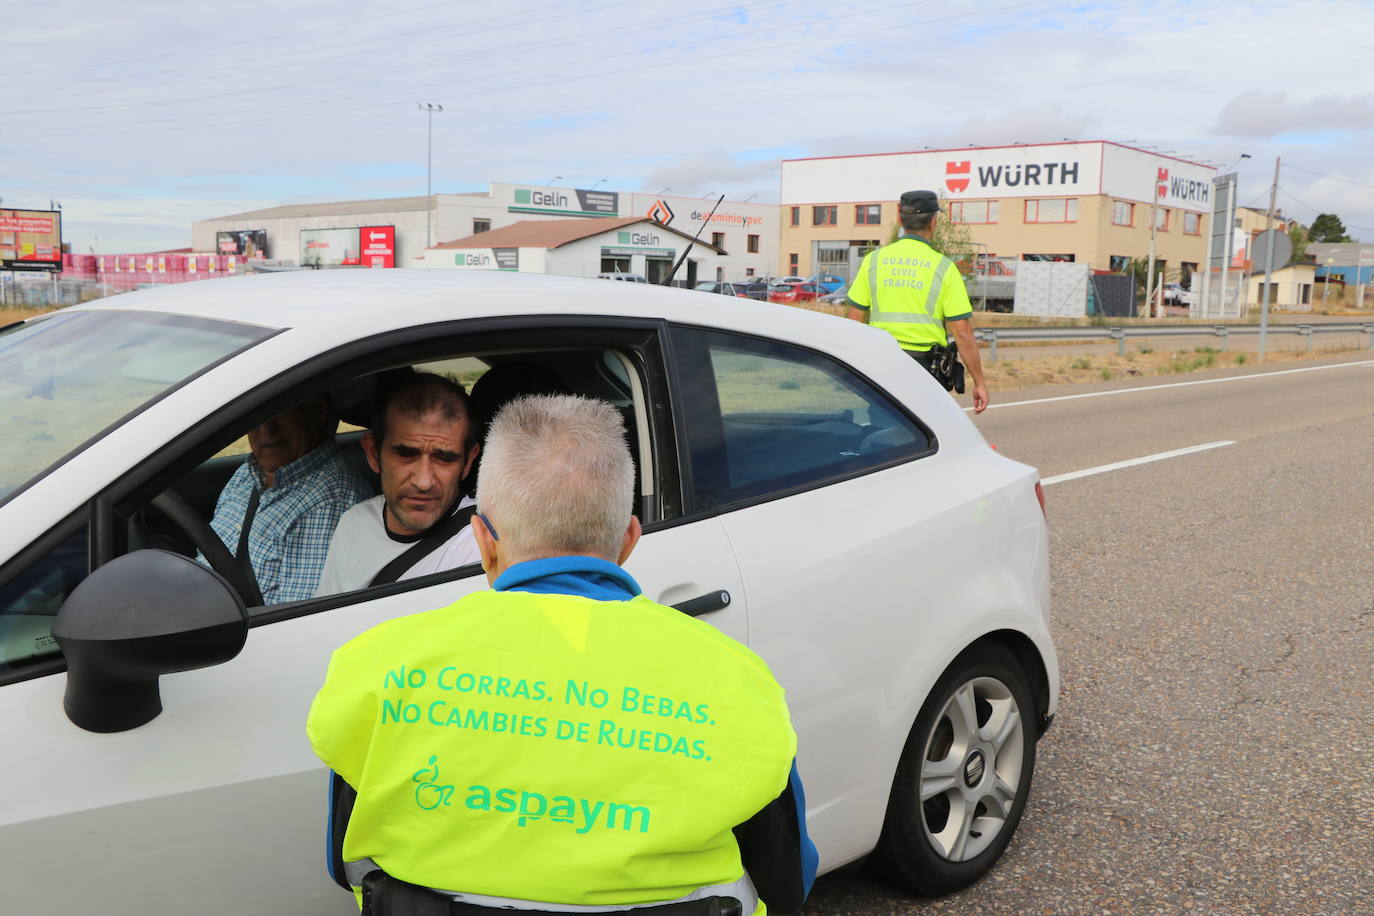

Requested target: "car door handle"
[{"left": 673, "top": 590, "right": 732, "bottom": 617}]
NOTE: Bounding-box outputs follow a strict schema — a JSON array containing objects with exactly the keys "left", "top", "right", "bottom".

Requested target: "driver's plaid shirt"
[{"left": 208, "top": 441, "right": 373, "bottom": 605}]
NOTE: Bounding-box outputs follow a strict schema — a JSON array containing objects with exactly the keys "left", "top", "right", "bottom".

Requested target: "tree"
[
  {"left": 886, "top": 210, "right": 981, "bottom": 277},
  {"left": 1285, "top": 224, "right": 1310, "bottom": 265},
  {"left": 1309, "top": 213, "right": 1353, "bottom": 243}
]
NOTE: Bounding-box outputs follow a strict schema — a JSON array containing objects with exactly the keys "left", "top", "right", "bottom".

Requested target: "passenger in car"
[
  {"left": 316, "top": 370, "right": 482, "bottom": 595},
  {"left": 207, "top": 394, "right": 373, "bottom": 605}
]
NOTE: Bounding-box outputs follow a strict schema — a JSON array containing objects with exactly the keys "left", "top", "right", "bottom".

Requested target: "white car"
[{"left": 0, "top": 270, "right": 1056, "bottom": 914}]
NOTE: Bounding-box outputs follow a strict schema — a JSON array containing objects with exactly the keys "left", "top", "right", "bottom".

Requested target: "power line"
[
  {"left": 1283, "top": 163, "right": 1374, "bottom": 194},
  {"left": 1278, "top": 187, "right": 1374, "bottom": 236}
]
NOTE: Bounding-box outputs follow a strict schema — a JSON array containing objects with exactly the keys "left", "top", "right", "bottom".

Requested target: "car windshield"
[{"left": 0, "top": 310, "right": 273, "bottom": 501}]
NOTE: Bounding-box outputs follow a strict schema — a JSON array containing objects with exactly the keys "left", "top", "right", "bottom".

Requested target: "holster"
[
  {"left": 360, "top": 871, "right": 743, "bottom": 916},
  {"left": 912, "top": 345, "right": 966, "bottom": 394}
]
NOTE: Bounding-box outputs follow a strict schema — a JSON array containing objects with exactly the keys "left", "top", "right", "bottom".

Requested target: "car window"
[
  {"left": 0, "top": 310, "right": 273, "bottom": 506},
  {"left": 106, "top": 342, "right": 661, "bottom": 615},
  {"left": 670, "top": 326, "right": 930, "bottom": 509},
  {"left": 0, "top": 525, "right": 87, "bottom": 675}
]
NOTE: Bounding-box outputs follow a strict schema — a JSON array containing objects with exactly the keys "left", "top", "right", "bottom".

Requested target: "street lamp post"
[{"left": 418, "top": 103, "right": 444, "bottom": 248}]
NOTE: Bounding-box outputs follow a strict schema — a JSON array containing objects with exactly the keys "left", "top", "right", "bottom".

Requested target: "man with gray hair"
[{"left": 308, "top": 394, "right": 816, "bottom": 916}]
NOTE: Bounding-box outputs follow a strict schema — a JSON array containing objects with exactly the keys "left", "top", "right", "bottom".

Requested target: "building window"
[
  {"left": 1023, "top": 198, "right": 1078, "bottom": 223},
  {"left": 855, "top": 204, "right": 882, "bottom": 225},
  {"left": 789, "top": 253, "right": 799, "bottom": 274},
  {"left": 790, "top": 207, "right": 800, "bottom": 227},
  {"left": 745, "top": 267, "right": 755, "bottom": 277},
  {"left": 1112, "top": 201, "right": 1134, "bottom": 226},
  {"left": 949, "top": 200, "right": 999, "bottom": 224},
  {"left": 1183, "top": 212, "right": 1200, "bottom": 235},
  {"left": 1155, "top": 208, "right": 1170, "bottom": 231},
  {"left": 812, "top": 206, "right": 837, "bottom": 226},
  {"left": 473, "top": 218, "right": 491, "bottom": 234},
  {"left": 711, "top": 232, "right": 726, "bottom": 250},
  {"left": 747, "top": 234, "right": 760, "bottom": 253},
  {"left": 1110, "top": 255, "right": 1130, "bottom": 272}
]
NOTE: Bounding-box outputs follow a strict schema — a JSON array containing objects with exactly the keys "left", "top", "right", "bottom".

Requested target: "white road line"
[
  {"left": 966, "top": 358, "right": 1374, "bottom": 412},
  {"left": 1041, "top": 441, "right": 1237, "bottom": 486}
]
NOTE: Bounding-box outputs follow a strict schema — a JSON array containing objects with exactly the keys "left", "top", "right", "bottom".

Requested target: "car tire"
[{"left": 874, "top": 642, "right": 1037, "bottom": 896}]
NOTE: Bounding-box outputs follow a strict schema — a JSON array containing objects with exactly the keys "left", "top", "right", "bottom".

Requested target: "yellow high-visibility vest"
[
  {"left": 307, "top": 589, "right": 796, "bottom": 913},
  {"left": 847, "top": 235, "right": 973, "bottom": 351}
]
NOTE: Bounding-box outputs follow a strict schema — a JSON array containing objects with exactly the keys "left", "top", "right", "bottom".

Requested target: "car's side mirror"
[{"left": 53, "top": 549, "right": 249, "bottom": 733}]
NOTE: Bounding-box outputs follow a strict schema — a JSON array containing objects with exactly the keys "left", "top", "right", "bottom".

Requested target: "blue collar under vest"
[{"left": 493, "top": 556, "right": 643, "bottom": 602}]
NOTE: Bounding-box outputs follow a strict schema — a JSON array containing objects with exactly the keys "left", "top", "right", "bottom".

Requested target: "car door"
[
  {"left": 668, "top": 323, "right": 992, "bottom": 869},
  {"left": 0, "top": 317, "right": 748, "bottom": 916}
]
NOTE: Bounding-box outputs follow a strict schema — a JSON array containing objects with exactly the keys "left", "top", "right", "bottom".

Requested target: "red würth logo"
[
  {"left": 1156, "top": 167, "right": 1169, "bottom": 199},
  {"left": 945, "top": 161, "right": 971, "bottom": 193}
]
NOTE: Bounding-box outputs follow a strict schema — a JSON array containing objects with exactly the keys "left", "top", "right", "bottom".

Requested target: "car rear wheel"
[{"left": 875, "top": 643, "right": 1036, "bottom": 896}]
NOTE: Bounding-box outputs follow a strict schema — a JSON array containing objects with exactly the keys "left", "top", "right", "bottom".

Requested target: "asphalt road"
[{"left": 806, "top": 353, "right": 1374, "bottom": 914}]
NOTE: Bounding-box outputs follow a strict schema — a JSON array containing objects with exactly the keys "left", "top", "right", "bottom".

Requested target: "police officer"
[
  {"left": 846, "top": 189, "right": 990, "bottom": 413},
  {"left": 307, "top": 394, "right": 816, "bottom": 916}
]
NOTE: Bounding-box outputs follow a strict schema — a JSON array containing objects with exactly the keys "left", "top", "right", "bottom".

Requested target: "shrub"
[
  {"left": 1234, "top": 353, "right": 1248, "bottom": 365},
  {"left": 1071, "top": 357, "right": 1093, "bottom": 370},
  {"left": 1100, "top": 368, "right": 1114, "bottom": 381}
]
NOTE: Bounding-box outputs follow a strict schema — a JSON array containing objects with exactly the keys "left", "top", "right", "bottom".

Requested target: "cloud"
[
  {"left": 1211, "top": 91, "right": 1374, "bottom": 138},
  {"left": 641, "top": 153, "right": 780, "bottom": 197}
]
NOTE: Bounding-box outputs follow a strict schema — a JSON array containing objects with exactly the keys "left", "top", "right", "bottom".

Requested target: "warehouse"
[
  {"left": 779, "top": 140, "right": 1215, "bottom": 285},
  {"left": 413, "top": 217, "right": 727, "bottom": 285},
  {"left": 191, "top": 182, "right": 777, "bottom": 280}
]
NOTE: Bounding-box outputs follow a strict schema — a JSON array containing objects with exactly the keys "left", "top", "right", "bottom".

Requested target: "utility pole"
[
  {"left": 418, "top": 103, "right": 444, "bottom": 249},
  {"left": 1258, "top": 156, "right": 1281, "bottom": 362},
  {"left": 1146, "top": 175, "right": 1160, "bottom": 318}
]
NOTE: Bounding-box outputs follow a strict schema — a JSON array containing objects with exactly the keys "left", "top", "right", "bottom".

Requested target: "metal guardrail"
[{"left": 974, "top": 322, "right": 1374, "bottom": 361}]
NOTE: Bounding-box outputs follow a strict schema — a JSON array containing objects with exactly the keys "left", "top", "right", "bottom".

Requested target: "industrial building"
[
  {"left": 413, "top": 217, "right": 727, "bottom": 285},
  {"left": 191, "top": 182, "right": 778, "bottom": 280},
  {"left": 779, "top": 140, "right": 1215, "bottom": 284}
]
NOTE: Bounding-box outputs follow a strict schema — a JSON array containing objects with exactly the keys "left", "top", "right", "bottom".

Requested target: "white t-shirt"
[{"left": 316, "top": 494, "right": 480, "bottom": 596}]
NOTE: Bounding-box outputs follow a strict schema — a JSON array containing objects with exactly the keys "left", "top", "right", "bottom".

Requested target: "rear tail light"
[{"left": 1034, "top": 481, "right": 1046, "bottom": 519}]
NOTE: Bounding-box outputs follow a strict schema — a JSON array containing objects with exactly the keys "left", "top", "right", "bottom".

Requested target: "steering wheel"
[{"left": 150, "top": 490, "right": 265, "bottom": 608}]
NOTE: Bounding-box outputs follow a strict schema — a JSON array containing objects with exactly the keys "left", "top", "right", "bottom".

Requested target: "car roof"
[{"left": 63, "top": 269, "right": 852, "bottom": 346}]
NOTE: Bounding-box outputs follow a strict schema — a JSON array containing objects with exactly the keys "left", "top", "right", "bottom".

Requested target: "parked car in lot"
[
  {"left": 694, "top": 281, "right": 749, "bottom": 297},
  {"left": 768, "top": 281, "right": 824, "bottom": 304},
  {"left": 770, "top": 275, "right": 807, "bottom": 287},
  {"left": 806, "top": 274, "right": 848, "bottom": 294},
  {"left": 598, "top": 272, "right": 649, "bottom": 283},
  {"left": 1163, "top": 283, "right": 1196, "bottom": 307},
  {"left": 732, "top": 279, "right": 772, "bottom": 301},
  {"left": 0, "top": 270, "right": 1056, "bottom": 913}
]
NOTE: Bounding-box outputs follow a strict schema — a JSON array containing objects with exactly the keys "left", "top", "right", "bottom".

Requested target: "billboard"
[
  {"left": 359, "top": 226, "right": 395, "bottom": 268},
  {"left": 216, "top": 229, "right": 269, "bottom": 258},
  {"left": 451, "top": 248, "right": 519, "bottom": 270},
  {"left": 300, "top": 228, "right": 361, "bottom": 268},
  {"left": 1, "top": 208, "right": 63, "bottom": 271},
  {"left": 510, "top": 186, "right": 620, "bottom": 217}
]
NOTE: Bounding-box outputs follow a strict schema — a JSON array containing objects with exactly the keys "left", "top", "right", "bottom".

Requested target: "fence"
[{"left": 974, "top": 322, "right": 1374, "bottom": 361}]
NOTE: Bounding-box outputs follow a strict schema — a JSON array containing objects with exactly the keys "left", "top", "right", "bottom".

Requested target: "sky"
[{"left": 4, "top": 0, "right": 1374, "bottom": 253}]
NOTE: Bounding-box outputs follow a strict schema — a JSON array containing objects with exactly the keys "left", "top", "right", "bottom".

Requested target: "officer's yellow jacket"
[
  {"left": 847, "top": 234, "right": 973, "bottom": 351},
  {"left": 307, "top": 583, "right": 796, "bottom": 912}
]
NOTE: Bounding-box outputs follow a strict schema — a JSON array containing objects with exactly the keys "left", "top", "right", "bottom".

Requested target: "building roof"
[
  {"left": 431, "top": 217, "right": 725, "bottom": 253},
  {"left": 1308, "top": 241, "right": 1374, "bottom": 264},
  {"left": 207, "top": 195, "right": 436, "bottom": 222}
]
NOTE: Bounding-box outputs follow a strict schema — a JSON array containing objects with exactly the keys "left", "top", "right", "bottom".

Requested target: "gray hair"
[{"left": 477, "top": 394, "right": 634, "bottom": 563}]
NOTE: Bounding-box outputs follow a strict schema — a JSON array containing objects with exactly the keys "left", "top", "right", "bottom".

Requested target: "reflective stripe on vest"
[
  {"left": 308, "top": 589, "right": 795, "bottom": 912},
  {"left": 344, "top": 856, "right": 762, "bottom": 914}
]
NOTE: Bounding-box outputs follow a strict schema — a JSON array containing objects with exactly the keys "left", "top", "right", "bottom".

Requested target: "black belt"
[{"left": 361, "top": 872, "right": 743, "bottom": 916}]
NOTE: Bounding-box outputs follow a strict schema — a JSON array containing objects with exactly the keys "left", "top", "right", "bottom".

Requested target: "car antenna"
[{"left": 662, "top": 194, "right": 726, "bottom": 286}]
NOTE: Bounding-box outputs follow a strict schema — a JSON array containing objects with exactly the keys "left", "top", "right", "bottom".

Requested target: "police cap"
[{"left": 898, "top": 190, "right": 942, "bottom": 214}]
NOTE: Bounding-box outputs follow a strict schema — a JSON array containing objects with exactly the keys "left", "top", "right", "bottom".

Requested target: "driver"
[{"left": 207, "top": 394, "right": 373, "bottom": 605}]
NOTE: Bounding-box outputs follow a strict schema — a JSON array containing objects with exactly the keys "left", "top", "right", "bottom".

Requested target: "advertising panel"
[
  {"left": 1, "top": 208, "right": 63, "bottom": 271},
  {"left": 359, "top": 225, "right": 395, "bottom": 268},
  {"left": 510, "top": 186, "right": 620, "bottom": 217},
  {"left": 782, "top": 142, "right": 1103, "bottom": 206},
  {"left": 601, "top": 228, "right": 675, "bottom": 259},
  {"left": 215, "top": 229, "right": 269, "bottom": 258},
  {"left": 451, "top": 248, "right": 519, "bottom": 270},
  {"left": 300, "top": 228, "right": 361, "bottom": 267},
  {"left": 1101, "top": 145, "right": 1216, "bottom": 212}
]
